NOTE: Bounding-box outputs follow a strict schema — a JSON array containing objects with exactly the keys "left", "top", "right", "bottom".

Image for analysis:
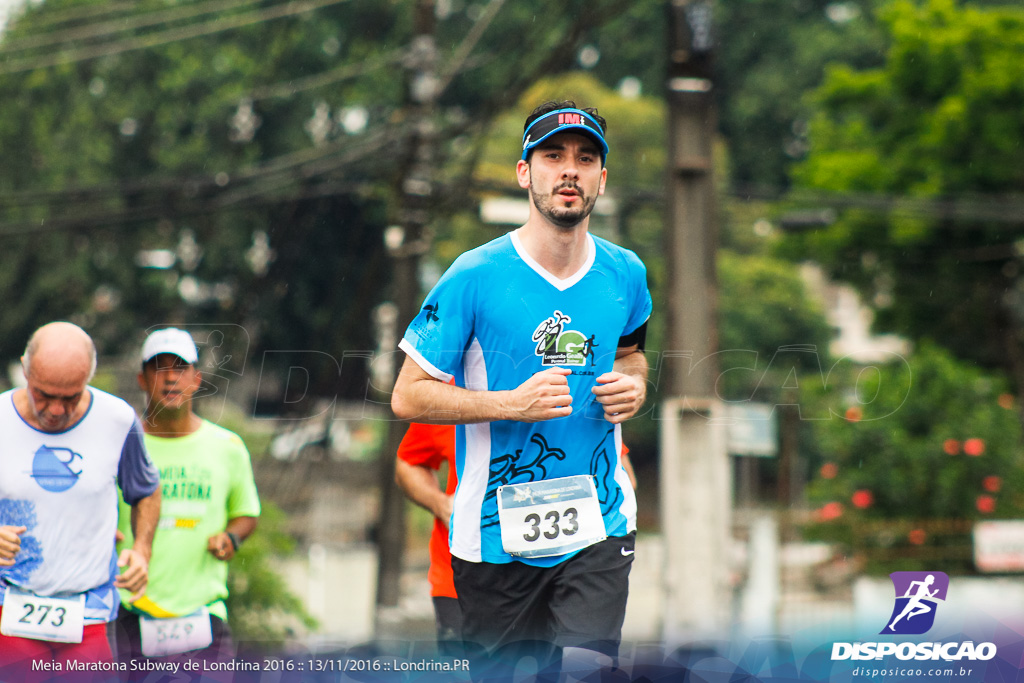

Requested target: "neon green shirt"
[{"left": 117, "top": 420, "right": 261, "bottom": 620}]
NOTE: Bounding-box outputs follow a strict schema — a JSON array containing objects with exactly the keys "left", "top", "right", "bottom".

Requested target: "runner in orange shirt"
[{"left": 395, "top": 423, "right": 460, "bottom": 654}]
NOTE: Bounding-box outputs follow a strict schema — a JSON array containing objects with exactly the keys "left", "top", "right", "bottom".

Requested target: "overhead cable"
[
  {"left": 6, "top": 0, "right": 139, "bottom": 31},
  {"left": 0, "top": 0, "right": 352, "bottom": 75},
  {"left": 0, "top": 0, "right": 266, "bottom": 54},
  {"left": 249, "top": 49, "right": 404, "bottom": 101},
  {"left": 436, "top": 0, "right": 506, "bottom": 98}
]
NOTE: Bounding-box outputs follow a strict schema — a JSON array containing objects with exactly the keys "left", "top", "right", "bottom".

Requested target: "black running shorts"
[{"left": 453, "top": 532, "right": 635, "bottom": 659}]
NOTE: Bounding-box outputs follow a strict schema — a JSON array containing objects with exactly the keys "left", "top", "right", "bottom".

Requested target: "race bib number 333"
[
  {"left": 0, "top": 586, "right": 85, "bottom": 643},
  {"left": 498, "top": 475, "right": 607, "bottom": 558}
]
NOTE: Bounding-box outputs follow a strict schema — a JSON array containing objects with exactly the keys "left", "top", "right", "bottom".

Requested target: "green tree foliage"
[
  {"left": 226, "top": 502, "right": 317, "bottom": 650},
  {"left": 786, "top": 0, "right": 1024, "bottom": 394},
  {"left": 715, "top": 0, "right": 887, "bottom": 191},
  {"left": 804, "top": 343, "right": 1024, "bottom": 573},
  {"left": 546, "top": 0, "right": 890, "bottom": 192},
  {"left": 0, "top": 0, "right": 397, "bottom": 387},
  {"left": 717, "top": 251, "right": 833, "bottom": 402},
  {"left": 0, "top": 0, "right": 636, "bottom": 379}
]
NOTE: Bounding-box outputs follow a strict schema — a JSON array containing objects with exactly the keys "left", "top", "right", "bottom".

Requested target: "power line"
[
  {"left": 435, "top": 0, "right": 506, "bottom": 97},
  {"left": 0, "top": 179, "right": 378, "bottom": 237},
  {"left": 0, "top": 117, "right": 398, "bottom": 209},
  {"left": 249, "top": 49, "right": 404, "bottom": 101},
  {"left": 0, "top": 97, "right": 406, "bottom": 220},
  {"left": 229, "top": 5, "right": 504, "bottom": 104},
  {"left": 0, "top": 0, "right": 353, "bottom": 75},
  {"left": 0, "top": 0, "right": 518, "bottom": 222},
  {"left": 0, "top": 125, "right": 400, "bottom": 234},
  {"left": 1, "top": 0, "right": 401, "bottom": 104},
  {"left": 469, "top": 178, "right": 1024, "bottom": 228},
  {"left": 0, "top": 0, "right": 267, "bottom": 54},
  {"left": 211, "top": 128, "right": 396, "bottom": 206},
  {"left": 0, "top": 124, "right": 394, "bottom": 207},
  {"left": 9, "top": 163, "right": 1024, "bottom": 230},
  {"left": 0, "top": 113, "right": 401, "bottom": 214},
  {"left": 762, "top": 188, "right": 1024, "bottom": 229},
  {"left": 5, "top": 0, "right": 140, "bottom": 31}
]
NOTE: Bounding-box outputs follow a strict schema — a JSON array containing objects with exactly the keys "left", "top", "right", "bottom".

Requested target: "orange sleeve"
[{"left": 397, "top": 423, "right": 454, "bottom": 470}]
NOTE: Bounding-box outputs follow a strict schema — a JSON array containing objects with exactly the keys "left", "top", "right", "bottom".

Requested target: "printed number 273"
[{"left": 19, "top": 604, "right": 66, "bottom": 628}]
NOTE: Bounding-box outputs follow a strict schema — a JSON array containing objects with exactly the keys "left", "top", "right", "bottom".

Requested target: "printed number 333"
[{"left": 523, "top": 507, "right": 579, "bottom": 542}]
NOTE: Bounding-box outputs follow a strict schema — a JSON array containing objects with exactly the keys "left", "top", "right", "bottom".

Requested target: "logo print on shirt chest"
[
  {"left": 31, "top": 445, "right": 82, "bottom": 492},
  {"left": 531, "top": 310, "right": 598, "bottom": 367}
]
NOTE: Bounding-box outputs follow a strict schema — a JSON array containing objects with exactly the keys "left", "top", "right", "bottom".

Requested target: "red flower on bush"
[
  {"left": 943, "top": 439, "right": 960, "bottom": 455},
  {"left": 820, "top": 463, "right": 838, "bottom": 479},
  {"left": 964, "top": 438, "right": 986, "bottom": 457},
  {"left": 982, "top": 476, "right": 1002, "bottom": 493},
  {"left": 908, "top": 529, "right": 927, "bottom": 545},
  {"left": 816, "top": 502, "right": 844, "bottom": 522},
  {"left": 976, "top": 495, "right": 996, "bottom": 514},
  {"left": 851, "top": 490, "right": 873, "bottom": 509}
]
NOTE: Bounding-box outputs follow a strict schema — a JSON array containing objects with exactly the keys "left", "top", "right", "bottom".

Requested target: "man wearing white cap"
[
  {"left": 393, "top": 101, "right": 651, "bottom": 681},
  {"left": 113, "top": 328, "right": 260, "bottom": 672},
  {"left": 0, "top": 321, "right": 160, "bottom": 673}
]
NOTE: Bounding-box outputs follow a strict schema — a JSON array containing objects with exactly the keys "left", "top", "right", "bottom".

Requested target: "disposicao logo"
[
  {"left": 882, "top": 571, "right": 948, "bottom": 635},
  {"left": 831, "top": 571, "right": 997, "bottom": 663}
]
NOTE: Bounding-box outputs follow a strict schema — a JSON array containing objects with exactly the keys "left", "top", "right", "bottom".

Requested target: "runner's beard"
[{"left": 530, "top": 182, "right": 597, "bottom": 229}]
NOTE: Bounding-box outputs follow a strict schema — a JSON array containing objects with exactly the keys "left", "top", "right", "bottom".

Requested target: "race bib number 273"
[
  {"left": 0, "top": 586, "right": 84, "bottom": 643},
  {"left": 498, "top": 475, "right": 607, "bottom": 558}
]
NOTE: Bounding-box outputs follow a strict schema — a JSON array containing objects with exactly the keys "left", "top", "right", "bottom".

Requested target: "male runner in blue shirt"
[{"left": 393, "top": 100, "right": 651, "bottom": 681}]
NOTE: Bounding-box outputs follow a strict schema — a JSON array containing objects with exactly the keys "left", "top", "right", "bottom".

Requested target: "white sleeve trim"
[{"left": 399, "top": 338, "right": 454, "bottom": 383}]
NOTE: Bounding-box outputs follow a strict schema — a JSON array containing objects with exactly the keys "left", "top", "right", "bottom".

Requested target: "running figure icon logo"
[{"left": 881, "top": 571, "right": 949, "bottom": 635}]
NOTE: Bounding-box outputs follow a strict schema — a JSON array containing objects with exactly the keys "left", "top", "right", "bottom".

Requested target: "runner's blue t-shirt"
[{"left": 399, "top": 230, "right": 652, "bottom": 567}]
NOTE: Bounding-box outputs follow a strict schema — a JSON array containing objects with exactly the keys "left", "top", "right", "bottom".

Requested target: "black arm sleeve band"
[{"left": 618, "top": 321, "right": 648, "bottom": 352}]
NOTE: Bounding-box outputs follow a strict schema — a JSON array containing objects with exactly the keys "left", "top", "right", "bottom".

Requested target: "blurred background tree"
[
  {"left": 803, "top": 343, "right": 1024, "bottom": 573},
  {"left": 226, "top": 503, "right": 318, "bottom": 651},
  {"left": 784, "top": 0, "right": 1024, "bottom": 398},
  {"left": 0, "top": 0, "right": 631, "bottom": 393},
  {"left": 782, "top": 0, "right": 1024, "bottom": 571}
]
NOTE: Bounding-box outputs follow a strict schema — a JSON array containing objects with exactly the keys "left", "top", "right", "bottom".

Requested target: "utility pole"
[
  {"left": 660, "top": 0, "right": 733, "bottom": 646},
  {"left": 375, "top": 0, "right": 438, "bottom": 632}
]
